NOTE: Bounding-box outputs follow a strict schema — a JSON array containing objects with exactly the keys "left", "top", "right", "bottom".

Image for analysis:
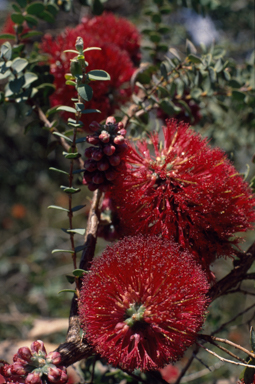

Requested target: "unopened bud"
[
  {"left": 26, "top": 372, "right": 42, "bottom": 384},
  {"left": 84, "top": 159, "right": 98, "bottom": 172},
  {"left": 17, "top": 347, "right": 32, "bottom": 363},
  {"left": 87, "top": 183, "right": 98, "bottom": 192},
  {"left": 97, "top": 159, "right": 109, "bottom": 171},
  {"left": 117, "top": 121, "right": 124, "bottom": 130},
  {"left": 47, "top": 367, "right": 61, "bottom": 383},
  {"left": 46, "top": 351, "right": 61, "bottom": 366},
  {"left": 109, "top": 155, "right": 121, "bottom": 166},
  {"left": 75, "top": 36, "right": 84, "bottom": 52},
  {"left": 11, "top": 363, "right": 27, "bottom": 376},
  {"left": 99, "top": 130, "right": 110, "bottom": 143},
  {"left": 31, "top": 341, "right": 46, "bottom": 354},
  {"left": 114, "top": 135, "right": 125, "bottom": 145},
  {"left": 105, "top": 116, "right": 116, "bottom": 125},
  {"left": 105, "top": 169, "right": 118, "bottom": 181},
  {"left": 89, "top": 121, "right": 101, "bottom": 132},
  {"left": 92, "top": 172, "right": 105, "bottom": 185},
  {"left": 103, "top": 144, "right": 116, "bottom": 156},
  {"left": 117, "top": 129, "right": 127, "bottom": 136},
  {"left": 91, "top": 148, "right": 103, "bottom": 161},
  {"left": 83, "top": 171, "right": 93, "bottom": 183},
  {"left": 84, "top": 147, "right": 94, "bottom": 159},
  {"left": 86, "top": 136, "right": 100, "bottom": 145}
]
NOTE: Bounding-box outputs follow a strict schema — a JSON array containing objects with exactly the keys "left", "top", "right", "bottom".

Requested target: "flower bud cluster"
[
  {"left": 0, "top": 341, "right": 68, "bottom": 384},
  {"left": 83, "top": 116, "right": 127, "bottom": 191}
]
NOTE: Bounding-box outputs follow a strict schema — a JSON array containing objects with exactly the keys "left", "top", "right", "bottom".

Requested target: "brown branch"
[
  {"left": 56, "top": 190, "right": 102, "bottom": 364},
  {"left": 209, "top": 241, "right": 255, "bottom": 301}
]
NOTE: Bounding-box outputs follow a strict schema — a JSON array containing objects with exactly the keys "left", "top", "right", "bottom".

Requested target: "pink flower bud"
[
  {"left": 87, "top": 183, "right": 98, "bottom": 192},
  {"left": 11, "top": 363, "right": 27, "bottom": 376},
  {"left": 105, "top": 169, "right": 118, "bottom": 181},
  {"left": 84, "top": 159, "right": 98, "bottom": 172},
  {"left": 113, "top": 135, "right": 125, "bottom": 145},
  {"left": 25, "top": 372, "right": 42, "bottom": 384},
  {"left": 92, "top": 172, "right": 105, "bottom": 185},
  {"left": 13, "top": 354, "right": 27, "bottom": 365},
  {"left": 117, "top": 122, "right": 124, "bottom": 130},
  {"left": 97, "top": 159, "right": 109, "bottom": 171},
  {"left": 99, "top": 131, "right": 110, "bottom": 143},
  {"left": 30, "top": 341, "right": 46, "bottom": 354},
  {"left": 47, "top": 367, "right": 61, "bottom": 383},
  {"left": 105, "top": 116, "right": 116, "bottom": 125},
  {"left": 86, "top": 136, "right": 100, "bottom": 145},
  {"left": 91, "top": 148, "right": 103, "bottom": 161},
  {"left": 58, "top": 370, "right": 68, "bottom": 384},
  {"left": 17, "top": 347, "right": 32, "bottom": 363},
  {"left": 84, "top": 147, "right": 94, "bottom": 159},
  {"left": 103, "top": 144, "right": 116, "bottom": 156},
  {"left": 89, "top": 121, "right": 101, "bottom": 132},
  {"left": 109, "top": 155, "right": 121, "bottom": 166},
  {"left": 46, "top": 351, "right": 61, "bottom": 366},
  {"left": 117, "top": 129, "right": 127, "bottom": 136}
]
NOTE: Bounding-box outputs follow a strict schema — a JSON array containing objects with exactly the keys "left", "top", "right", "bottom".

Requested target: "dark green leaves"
[
  {"left": 77, "top": 83, "right": 93, "bottom": 101},
  {"left": 87, "top": 70, "right": 110, "bottom": 81},
  {"left": 26, "top": 2, "right": 44, "bottom": 15}
]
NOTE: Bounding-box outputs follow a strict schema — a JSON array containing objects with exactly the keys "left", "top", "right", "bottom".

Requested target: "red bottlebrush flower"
[
  {"left": 79, "top": 235, "right": 210, "bottom": 372},
  {"left": 40, "top": 13, "right": 139, "bottom": 128},
  {"left": 110, "top": 119, "right": 255, "bottom": 272}
]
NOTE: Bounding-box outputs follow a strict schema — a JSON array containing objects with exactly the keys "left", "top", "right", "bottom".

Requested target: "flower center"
[{"left": 124, "top": 303, "right": 145, "bottom": 327}]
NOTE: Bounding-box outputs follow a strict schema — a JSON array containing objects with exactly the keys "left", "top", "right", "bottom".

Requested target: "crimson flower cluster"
[
  {"left": 0, "top": 341, "right": 68, "bottom": 384},
  {"left": 40, "top": 13, "right": 140, "bottom": 128},
  {"left": 79, "top": 235, "right": 209, "bottom": 372},
  {"left": 110, "top": 119, "right": 255, "bottom": 274},
  {"left": 83, "top": 116, "right": 127, "bottom": 191}
]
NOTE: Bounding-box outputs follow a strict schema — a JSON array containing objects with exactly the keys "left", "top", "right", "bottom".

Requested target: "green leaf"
[
  {"left": 214, "top": 58, "right": 224, "bottom": 73},
  {"left": 49, "top": 167, "right": 69, "bottom": 175},
  {"left": 46, "top": 105, "right": 61, "bottom": 117},
  {"left": 169, "top": 47, "right": 181, "bottom": 61},
  {"left": 11, "top": 57, "right": 28, "bottom": 73},
  {"left": 64, "top": 49, "right": 79, "bottom": 54},
  {"left": 65, "top": 275, "right": 75, "bottom": 284},
  {"left": 40, "top": 10, "right": 55, "bottom": 23},
  {"left": 72, "top": 168, "right": 86, "bottom": 174},
  {"left": 58, "top": 289, "right": 76, "bottom": 294},
  {"left": 158, "top": 26, "right": 170, "bottom": 34},
  {"left": 160, "top": 63, "right": 168, "bottom": 80},
  {"left": 72, "top": 269, "right": 88, "bottom": 277},
  {"left": 87, "top": 69, "right": 110, "bottom": 81},
  {"left": 24, "top": 15, "right": 38, "bottom": 26},
  {"left": 77, "top": 83, "right": 93, "bottom": 101},
  {"left": 53, "top": 132, "right": 73, "bottom": 142},
  {"left": 232, "top": 90, "right": 246, "bottom": 101},
  {"left": 151, "top": 13, "right": 161, "bottom": 23},
  {"left": 0, "top": 34, "right": 16, "bottom": 40},
  {"left": 83, "top": 47, "right": 101, "bottom": 53},
  {"left": 23, "top": 72, "right": 38, "bottom": 88},
  {"left": 75, "top": 244, "right": 85, "bottom": 252},
  {"left": 57, "top": 106, "right": 76, "bottom": 113},
  {"left": 188, "top": 54, "right": 203, "bottom": 64},
  {"left": 159, "top": 99, "right": 175, "bottom": 115},
  {"left": 186, "top": 39, "right": 197, "bottom": 54},
  {"left": 149, "top": 32, "right": 161, "bottom": 43},
  {"left": 72, "top": 204, "right": 86, "bottom": 212},
  {"left": 67, "top": 229, "right": 86, "bottom": 235},
  {"left": 1, "top": 42, "right": 12, "bottom": 61},
  {"left": 159, "top": 6, "right": 171, "bottom": 14},
  {"left": 61, "top": 186, "right": 81, "bottom": 194},
  {"left": 209, "top": 67, "right": 216, "bottom": 82},
  {"left": 91, "top": 0, "right": 104, "bottom": 15},
  {"left": 11, "top": 13, "right": 24, "bottom": 24},
  {"left": 16, "top": 0, "right": 27, "bottom": 7},
  {"left": 250, "top": 327, "right": 255, "bottom": 351},
  {"left": 46, "top": 3, "right": 59, "bottom": 17},
  {"left": 63, "top": 152, "right": 81, "bottom": 159},
  {"left": 26, "top": 2, "right": 45, "bottom": 15},
  {"left": 190, "top": 88, "right": 202, "bottom": 99},
  {"left": 21, "top": 31, "right": 43, "bottom": 39},
  {"left": 48, "top": 205, "right": 69, "bottom": 212},
  {"left": 82, "top": 108, "right": 100, "bottom": 114},
  {"left": 65, "top": 80, "right": 76, "bottom": 86},
  {"left": 9, "top": 76, "right": 25, "bottom": 94},
  {"left": 52, "top": 249, "right": 73, "bottom": 254}
]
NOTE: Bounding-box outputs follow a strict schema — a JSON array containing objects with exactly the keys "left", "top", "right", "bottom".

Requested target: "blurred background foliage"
[{"left": 0, "top": 0, "right": 254, "bottom": 383}]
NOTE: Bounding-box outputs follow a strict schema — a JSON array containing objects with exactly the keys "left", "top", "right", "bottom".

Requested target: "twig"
[
  {"left": 173, "top": 347, "right": 199, "bottom": 384},
  {"left": 196, "top": 342, "right": 255, "bottom": 369},
  {"left": 212, "top": 302, "right": 255, "bottom": 335},
  {"left": 181, "top": 362, "right": 224, "bottom": 383},
  {"left": 199, "top": 334, "right": 255, "bottom": 360},
  {"left": 209, "top": 241, "right": 255, "bottom": 301}
]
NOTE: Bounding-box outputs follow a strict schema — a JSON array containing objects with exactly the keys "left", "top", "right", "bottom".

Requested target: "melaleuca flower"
[
  {"left": 83, "top": 116, "right": 127, "bottom": 191},
  {"left": 0, "top": 341, "right": 68, "bottom": 384},
  {"left": 40, "top": 13, "right": 139, "bottom": 128},
  {"left": 110, "top": 119, "right": 255, "bottom": 272},
  {"left": 76, "top": 13, "right": 141, "bottom": 65},
  {"left": 79, "top": 235, "right": 210, "bottom": 371}
]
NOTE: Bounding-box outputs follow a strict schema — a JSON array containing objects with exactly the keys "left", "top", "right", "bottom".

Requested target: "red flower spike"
[
  {"left": 40, "top": 13, "right": 140, "bottom": 128},
  {"left": 110, "top": 119, "right": 255, "bottom": 273},
  {"left": 79, "top": 235, "right": 210, "bottom": 372}
]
